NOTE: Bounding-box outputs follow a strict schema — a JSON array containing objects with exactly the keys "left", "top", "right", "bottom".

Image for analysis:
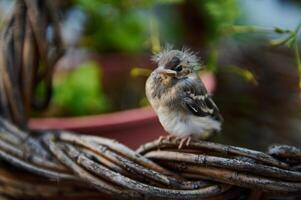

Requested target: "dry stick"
[
  {"left": 0, "top": 165, "right": 110, "bottom": 199},
  {"left": 60, "top": 133, "right": 176, "bottom": 179},
  {"left": 98, "top": 144, "right": 203, "bottom": 189},
  {"left": 180, "top": 172, "right": 217, "bottom": 180},
  {"left": 0, "top": 119, "right": 53, "bottom": 165},
  {"left": 0, "top": 135, "right": 66, "bottom": 172},
  {"left": 12, "top": 1, "right": 26, "bottom": 82},
  {"left": 0, "top": 128, "right": 21, "bottom": 145},
  {"left": 182, "top": 173, "right": 300, "bottom": 198},
  {"left": 1, "top": 28, "right": 25, "bottom": 126},
  {"left": 30, "top": 0, "right": 61, "bottom": 79},
  {"left": 43, "top": 0, "right": 64, "bottom": 68},
  {"left": 59, "top": 132, "right": 212, "bottom": 190},
  {"left": 0, "top": 64, "right": 11, "bottom": 120},
  {"left": 0, "top": 122, "right": 58, "bottom": 172},
  {"left": 182, "top": 165, "right": 301, "bottom": 194},
  {"left": 65, "top": 144, "right": 231, "bottom": 200},
  {"left": 0, "top": 185, "right": 71, "bottom": 199},
  {"left": 137, "top": 140, "right": 289, "bottom": 169},
  {"left": 0, "top": 19, "right": 13, "bottom": 121},
  {"left": 80, "top": 147, "right": 187, "bottom": 190},
  {"left": 162, "top": 161, "right": 301, "bottom": 194},
  {"left": 61, "top": 133, "right": 179, "bottom": 178},
  {"left": 0, "top": 117, "right": 28, "bottom": 139},
  {"left": 0, "top": 169, "right": 76, "bottom": 197},
  {"left": 60, "top": 133, "right": 172, "bottom": 186},
  {"left": 81, "top": 148, "right": 133, "bottom": 178},
  {"left": 66, "top": 134, "right": 217, "bottom": 190},
  {"left": 0, "top": 183, "right": 107, "bottom": 200},
  {"left": 3, "top": 11, "right": 27, "bottom": 126},
  {"left": 268, "top": 145, "right": 301, "bottom": 160},
  {"left": 145, "top": 151, "right": 301, "bottom": 181},
  {"left": 44, "top": 0, "right": 64, "bottom": 67},
  {"left": 65, "top": 133, "right": 211, "bottom": 190},
  {"left": 0, "top": 118, "right": 52, "bottom": 158},
  {"left": 0, "top": 117, "right": 33, "bottom": 151},
  {"left": 0, "top": 178, "right": 99, "bottom": 200},
  {"left": 43, "top": 134, "right": 139, "bottom": 199},
  {"left": 0, "top": 147, "right": 76, "bottom": 181},
  {"left": 25, "top": 0, "right": 54, "bottom": 110},
  {"left": 23, "top": 0, "right": 48, "bottom": 68},
  {"left": 82, "top": 148, "right": 179, "bottom": 194},
  {"left": 22, "top": 17, "right": 35, "bottom": 118},
  {"left": 44, "top": 0, "right": 63, "bottom": 48},
  {"left": 0, "top": 126, "right": 53, "bottom": 164}
]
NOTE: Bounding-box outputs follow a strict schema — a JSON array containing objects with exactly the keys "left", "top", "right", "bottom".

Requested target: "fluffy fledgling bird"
[{"left": 145, "top": 48, "right": 223, "bottom": 148}]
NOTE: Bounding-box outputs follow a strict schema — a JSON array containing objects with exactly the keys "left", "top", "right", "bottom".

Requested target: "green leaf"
[
  {"left": 53, "top": 61, "right": 111, "bottom": 116},
  {"left": 273, "top": 27, "right": 291, "bottom": 34}
]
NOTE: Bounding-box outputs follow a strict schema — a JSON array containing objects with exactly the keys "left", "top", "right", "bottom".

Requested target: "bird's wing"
[{"left": 180, "top": 78, "right": 223, "bottom": 122}]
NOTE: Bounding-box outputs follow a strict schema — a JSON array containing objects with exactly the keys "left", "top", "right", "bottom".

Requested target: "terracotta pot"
[
  {"left": 29, "top": 107, "right": 166, "bottom": 149},
  {"left": 29, "top": 53, "right": 216, "bottom": 149}
]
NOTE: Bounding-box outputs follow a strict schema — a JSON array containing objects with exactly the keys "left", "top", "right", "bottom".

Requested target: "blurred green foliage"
[
  {"left": 198, "top": 0, "right": 239, "bottom": 42},
  {"left": 199, "top": 0, "right": 239, "bottom": 72},
  {"left": 74, "top": 0, "right": 183, "bottom": 52},
  {"left": 75, "top": 0, "right": 148, "bottom": 52},
  {"left": 270, "top": 24, "right": 301, "bottom": 75},
  {"left": 227, "top": 65, "right": 257, "bottom": 85},
  {"left": 52, "top": 62, "right": 111, "bottom": 116},
  {"left": 73, "top": 0, "right": 239, "bottom": 53}
]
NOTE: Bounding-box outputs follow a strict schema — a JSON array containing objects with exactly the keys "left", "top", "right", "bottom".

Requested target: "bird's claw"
[
  {"left": 158, "top": 135, "right": 176, "bottom": 143},
  {"left": 158, "top": 136, "right": 164, "bottom": 144},
  {"left": 178, "top": 137, "right": 192, "bottom": 149},
  {"left": 158, "top": 135, "right": 192, "bottom": 149}
]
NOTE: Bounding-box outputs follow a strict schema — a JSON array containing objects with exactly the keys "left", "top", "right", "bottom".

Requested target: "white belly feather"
[{"left": 156, "top": 106, "right": 221, "bottom": 139}]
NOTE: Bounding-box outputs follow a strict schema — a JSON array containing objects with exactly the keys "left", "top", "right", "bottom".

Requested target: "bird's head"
[{"left": 152, "top": 48, "right": 201, "bottom": 80}]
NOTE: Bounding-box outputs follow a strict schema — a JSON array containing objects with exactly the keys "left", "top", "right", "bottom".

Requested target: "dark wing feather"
[
  {"left": 183, "top": 96, "right": 208, "bottom": 117},
  {"left": 180, "top": 78, "right": 223, "bottom": 122}
]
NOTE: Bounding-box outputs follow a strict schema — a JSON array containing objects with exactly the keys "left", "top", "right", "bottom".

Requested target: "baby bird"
[{"left": 145, "top": 48, "right": 223, "bottom": 149}]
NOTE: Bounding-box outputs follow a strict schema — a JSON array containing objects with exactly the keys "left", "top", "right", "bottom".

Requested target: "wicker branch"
[
  {"left": 0, "top": 0, "right": 63, "bottom": 127},
  {"left": 0, "top": 0, "right": 300, "bottom": 199},
  {"left": 0, "top": 117, "right": 300, "bottom": 199}
]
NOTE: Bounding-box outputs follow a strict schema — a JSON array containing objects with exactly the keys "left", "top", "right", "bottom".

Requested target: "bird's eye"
[
  {"left": 174, "top": 65, "right": 182, "bottom": 72},
  {"left": 166, "top": 57, "right": 180, "bottom": 69}
]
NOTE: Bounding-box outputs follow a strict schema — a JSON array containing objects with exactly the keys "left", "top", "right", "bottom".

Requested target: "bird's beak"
[{"left": 157, "top": 69, "right": 177, "bottom": 77}]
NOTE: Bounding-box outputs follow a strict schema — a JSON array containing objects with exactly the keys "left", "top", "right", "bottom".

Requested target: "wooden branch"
[
  {"left": 144, "top": 150, "right": 301, "bottom": 181},
  {"left": 137, "top": 139, "right": 289, "bottom": 168}
]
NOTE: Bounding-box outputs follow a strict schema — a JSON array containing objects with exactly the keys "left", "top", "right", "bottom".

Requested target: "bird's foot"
[
  {"left": 158, "top": 135, "right": 192, "bottom": 149},
  {"left": 177, "top": 136, "right": 192, "bottom": 149},
  {"left": 158, "top": 135, "right": 176, "bottom": 143}
]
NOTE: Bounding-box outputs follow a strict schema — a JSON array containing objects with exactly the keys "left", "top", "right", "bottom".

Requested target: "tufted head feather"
[{"left": 152, "top": 47, "right": 201, "bottom": 71}]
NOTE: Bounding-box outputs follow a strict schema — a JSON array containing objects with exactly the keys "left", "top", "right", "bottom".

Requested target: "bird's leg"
[
  {"left": 186, "top": 137, "right": 191, "bottom": 146},
  {"left": 158, "top": 136, "right": 165, "bottom": 143},
  {"left": 166, "top": 135, "right": 176, "bottom": 141},
  {"left": 158, "top": 135, "right": 176, "bottom": 143},
  {"left": 158, "top": 135, "right": 191, "bottom": 149},
  {"left": 178, "top": 136, "right": 192, "bottom": 149}
]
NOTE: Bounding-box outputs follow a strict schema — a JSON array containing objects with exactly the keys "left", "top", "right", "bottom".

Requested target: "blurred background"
[{"left": 1, "top": 0, "right": 301, "bottom": 150}]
